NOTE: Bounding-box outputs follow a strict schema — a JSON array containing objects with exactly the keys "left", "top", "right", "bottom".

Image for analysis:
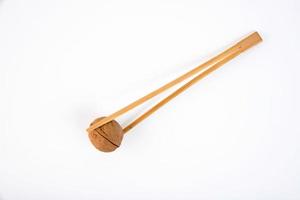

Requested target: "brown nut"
[{"left": 88, "top": 117, "right": 124, "bottom": 152}]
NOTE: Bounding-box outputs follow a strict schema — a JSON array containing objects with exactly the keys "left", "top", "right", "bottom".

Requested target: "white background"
[{"left": 0, "top": 0, "right": 299, "bottom": 199}]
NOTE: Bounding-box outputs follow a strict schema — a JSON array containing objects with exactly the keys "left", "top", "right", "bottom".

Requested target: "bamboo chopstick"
[{"left": 87, "top": 32, "right": 262, "bottom": 133}]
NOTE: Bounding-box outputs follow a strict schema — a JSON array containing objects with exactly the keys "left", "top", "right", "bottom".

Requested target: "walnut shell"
[{"left": 88, "top": 117, "right": 124, "bottom": 152}]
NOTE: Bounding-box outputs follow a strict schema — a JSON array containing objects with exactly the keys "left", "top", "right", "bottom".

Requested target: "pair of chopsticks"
[{"left": 87, "top": 32, "right": 262, "bottom": 134}]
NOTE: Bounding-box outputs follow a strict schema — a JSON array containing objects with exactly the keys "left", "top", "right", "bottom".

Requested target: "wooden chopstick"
[{"left": 87, "top": 32, "right": 262, "bottom": 133}]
